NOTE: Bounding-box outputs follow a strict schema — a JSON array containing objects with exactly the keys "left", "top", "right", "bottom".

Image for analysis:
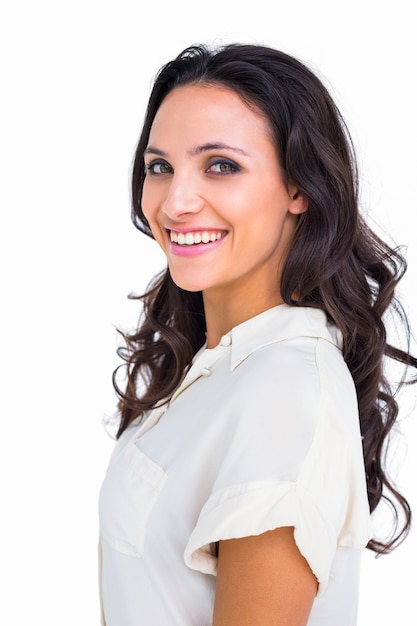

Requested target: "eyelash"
[
  {"left": 145, "top": 161, "right": 172, "bottom": 176},
  {"left": 144, "top": 158, "right": 241, "bottom": 177},
  {"left": 207, "top": 158, "right": 240, "bottom": 175}
]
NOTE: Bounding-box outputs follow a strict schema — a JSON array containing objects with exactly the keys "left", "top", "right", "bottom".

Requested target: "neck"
[{"left": 203, "top": 286, "right": 284, "bottom": 348}]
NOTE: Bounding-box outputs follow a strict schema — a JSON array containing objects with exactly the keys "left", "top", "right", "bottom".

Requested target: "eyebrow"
[
  {"left": 144, "top": 142, "right": 250, "bottom": 158},
  {"left": 190, "top": 142, "right": 249, "bottom": 157},
  {"left": 144, "top": 146, "right": 167, "bottom": 157}
]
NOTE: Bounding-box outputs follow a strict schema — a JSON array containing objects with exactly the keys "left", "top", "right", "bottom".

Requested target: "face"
[{"left": 142, "top": 84, "right": 306, "bottom": 305}]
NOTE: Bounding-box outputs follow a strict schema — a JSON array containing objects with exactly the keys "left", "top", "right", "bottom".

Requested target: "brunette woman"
[{"left": 99, "top": 43, "right": 416, "bottom": 625}]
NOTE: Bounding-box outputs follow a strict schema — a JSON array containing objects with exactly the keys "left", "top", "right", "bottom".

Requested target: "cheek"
[
  {"left": 141, "top": 180, "right": 150, "bottom": 222},
  {"left": 141, "top": 183, "right": 169, "bottom": 252},
  {"left": 141, "top": 181, "right": 154, "bottom": 224}
]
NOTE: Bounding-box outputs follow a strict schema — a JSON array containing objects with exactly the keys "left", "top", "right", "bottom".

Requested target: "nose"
[{"left": 161, "top": 172, "right": 204, "bottom": 221}]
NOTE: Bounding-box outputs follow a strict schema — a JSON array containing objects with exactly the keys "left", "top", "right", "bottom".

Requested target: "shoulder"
[
  {"left": 229, "top": 305, "right": 346, "bottom": 383},
  {"left": 229, "top": 311, "right": 352, "bottom": 416},
  {"left": 221, "top": 307, "right": 359, "bottom": 454}
]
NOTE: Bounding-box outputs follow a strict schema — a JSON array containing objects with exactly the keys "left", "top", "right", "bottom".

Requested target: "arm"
[{"left": 212, "top": 526, "right": 317, "bottom": 626}]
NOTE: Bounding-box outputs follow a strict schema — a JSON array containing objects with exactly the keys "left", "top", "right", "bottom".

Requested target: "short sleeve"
[{"left": 184, "top": 336, "right": 373, "bottom": 595}]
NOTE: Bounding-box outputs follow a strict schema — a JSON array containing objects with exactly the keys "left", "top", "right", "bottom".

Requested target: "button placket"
[
  {"left": 132, "top": 401, "right": 169, "bottom": 441},
  {"left": 170, "top": 340, "right": 232, "bottom": 401},
  {"left": 220, "top": 334, "right": 232, "bottom": 347}
]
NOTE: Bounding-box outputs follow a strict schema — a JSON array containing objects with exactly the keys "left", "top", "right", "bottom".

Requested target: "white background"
[{"left": 1, "top": 0, "right": 416, "bottom": 623}]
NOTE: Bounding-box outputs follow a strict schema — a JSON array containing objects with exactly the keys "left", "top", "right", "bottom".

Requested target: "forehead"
[{"left": 148, "top": 84, "right": 272, "bottom": 146}]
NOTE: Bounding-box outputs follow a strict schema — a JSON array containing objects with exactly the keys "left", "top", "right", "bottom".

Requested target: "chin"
[{"left": 169, "top": 274, "right": 205, "bottom": 293}]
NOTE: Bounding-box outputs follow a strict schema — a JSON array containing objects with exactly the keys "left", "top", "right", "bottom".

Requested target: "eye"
[
  {"left": 145, "top": 160, "right": 173, "bottom": 176},
  {"left": 206, "top": 159, "right": 240, "bottom": 175}
]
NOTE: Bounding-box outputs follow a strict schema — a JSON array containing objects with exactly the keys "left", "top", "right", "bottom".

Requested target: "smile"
[{"left": 169, "top": 230, "right": 227, "bottom": 246}]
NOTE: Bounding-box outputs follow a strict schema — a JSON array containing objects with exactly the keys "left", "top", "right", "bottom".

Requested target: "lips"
[{"left": 169, "top": 230, "right": 227, "bottom": 246}]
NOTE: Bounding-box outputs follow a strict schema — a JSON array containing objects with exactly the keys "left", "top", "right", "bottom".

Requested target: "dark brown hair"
[{"left": 114, "top": 43, "right": 416, "bottom": 554}]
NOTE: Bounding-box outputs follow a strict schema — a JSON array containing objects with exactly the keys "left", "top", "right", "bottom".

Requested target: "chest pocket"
[{"left": 99, "top": 440, "right": 167, "bottom": 558}]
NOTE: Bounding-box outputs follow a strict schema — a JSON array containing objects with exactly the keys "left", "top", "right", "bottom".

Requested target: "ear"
[{"left": 288, "top": 186, "right": 308, "bottom": 215}]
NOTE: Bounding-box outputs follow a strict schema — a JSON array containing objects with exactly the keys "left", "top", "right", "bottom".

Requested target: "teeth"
[{"left": 170, "top": 230, "right": 224, "bottom": 245}]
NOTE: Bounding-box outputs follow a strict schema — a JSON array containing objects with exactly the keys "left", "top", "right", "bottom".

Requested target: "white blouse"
[{"left": 99, "top": 304, "right": 373, "bottom": 625}]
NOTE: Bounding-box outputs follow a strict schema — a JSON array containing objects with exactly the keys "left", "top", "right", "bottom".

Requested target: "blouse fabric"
[{"left": 99, "top": 304, "right": 373, "bottom": 625}]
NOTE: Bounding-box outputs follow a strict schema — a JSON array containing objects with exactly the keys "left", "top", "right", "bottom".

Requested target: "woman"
[{"left": 99, "top": 44, "right": 416, "bottom": 625}]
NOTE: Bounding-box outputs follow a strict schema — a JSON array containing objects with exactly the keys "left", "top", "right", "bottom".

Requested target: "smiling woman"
[
  {"left": 98, "top": 43, "right": 417, "bottom": 626},
  {"left": 141, "top": 84, "right": 306, "bottom": 326}
]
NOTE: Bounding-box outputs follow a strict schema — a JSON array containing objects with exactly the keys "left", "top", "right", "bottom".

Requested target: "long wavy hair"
[{"left": 114, "top": 43, "right": 416, "bottom": 554}]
